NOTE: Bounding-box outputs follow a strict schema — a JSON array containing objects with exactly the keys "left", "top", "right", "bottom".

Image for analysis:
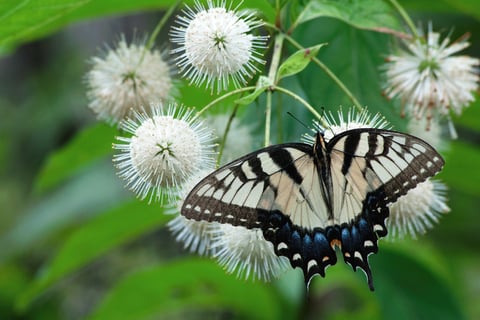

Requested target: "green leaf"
[
  {"left": 452, "top": 94, "right": 480, "bottom": 133},
  {"left": 0, "top": 0, "right": 169, "bottom": 53},
  {"left": 440, "top": 140, "right": 480, "bottom": 197},
  {"left": 294, "top": 0, "right": 403, "bottom": 33},
  {"left": 0, "top": 160, "right": 128, "bottom": 261},
  {"left": 373, "top": 245, "right": 465, "bottom": 320},
  {"left": 88, "top": 259, "right": 282, "bottom": 320},
  {"left": 235, "top": 76, "right": 272, "bottom": 105},
  {"left": 34, "top": 123, "right": 117, "bottom": 193},
  {"left": 16, "top": 200, "right": 169, "bottom": 311},
  {"left": 277, "top": 44, "right": 326, "bottom": 80},
  {"left": 402, "top": 0, "right": 480, "bottom": 20},
  {"left": 294, "top": 18, "right": 404, "bottom": 128}
]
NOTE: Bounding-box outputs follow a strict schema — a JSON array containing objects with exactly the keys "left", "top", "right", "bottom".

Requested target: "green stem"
[
  {"left": 192, "top": 86, "right": 256, "bottom": 121},
  {"left": 216, "top": 104, "right": 240, "bottom": 166},
  {"left": 138, "top": 0, "right": 181, "bottom": 65},
  {"left": 268, "top": 33, "right": 285, "bottom": 84},
  {"left": 283, "top": 33, "right": 364, "bottom": 112},
  {"left": 265, "top": 91, "right": 272, "bottom": 146},
  {"left": 264, "top": 33, "right": 285, "bottom": 146},
  {"left": 389, "top": 0, "right": 419, "bottom": 38},
  {"left": 274, "top": 86, "right": 328, "bottom": 127}
]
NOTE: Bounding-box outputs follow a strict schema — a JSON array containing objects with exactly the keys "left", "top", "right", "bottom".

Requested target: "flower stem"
[
  {"left": 274, "top": 86, "right": 328, "bottom": 127},
  {"left": 216, "top": 103, "right": 240, "bottom": 166},
  {"left": 192, "top": 86, "right": 256, "bottom": 121},
  {"left": 388, "top": 0, "right": 419, "bottom": 38},
  {"left": 282, "top": 33, "right": 364, "bottom": 112},
  {"left": 265, "top": 92, "right": 272, "bottom": 146},
  {"left": 264, "top": 33, "right": 285, "bottom": 146},
  {"left": 147, "top": 0, "right": 181, "bottom": 50},
  {"left": 137, "top": 0, "right": 181, "bottom": 66},
  {"left": 268, "top": 33, "right": 285, "bottom": 84}
]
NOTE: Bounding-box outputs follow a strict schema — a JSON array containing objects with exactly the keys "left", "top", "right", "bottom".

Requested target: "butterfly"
[{"left": 181, "top": 128, "right": 444, "bottom": 290}]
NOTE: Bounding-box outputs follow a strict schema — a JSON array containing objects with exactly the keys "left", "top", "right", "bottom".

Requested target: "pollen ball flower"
[
  {"left": 168, "top": 168, "right": 220, "bottom": 256},
  {"left": 86, "top": 38, "right": 173, "bottom": 124},
  {"left": 383, "top": 26, "right": 479, "bottom": 126},
  {"left": 303, "top": 107, "right": 390, "bottom": 144},
  {"left": 407, "top": 117, "right": 445, "bottom": 151},
  {"left": 171, "top": 1, "right": 267, "bottom": 93},
  {"left": 213, "top": 224, "right": 290, "bottom": 281},
  {"left": 168, "top": 215, "right": 221, "bottom": 256},
  {"left": 113, "top": 104, "right": 216, "bottom": 202},
  {"left": 207, "top": 114, "right": 253, "bottom": 164},
  {"left": 387, "top": 179, "right": 450, "bottom": 239}
]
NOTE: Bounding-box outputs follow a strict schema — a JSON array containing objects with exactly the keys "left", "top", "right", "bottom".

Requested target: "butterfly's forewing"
[
  {"left": 181, "top": 143, "right": 314, "bottom": 228},
  {"left": 327, "top": 128, "right": 445, "bottom": 216}
]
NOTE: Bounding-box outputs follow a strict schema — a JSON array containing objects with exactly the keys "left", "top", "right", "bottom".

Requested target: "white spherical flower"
[
  {"left": 213, "top": 224, "right": 290, "bottom": 281},
  {"left": 168, "top": 215, "right": 221, "bottom": 256},
  {"left": 383, "top": 25, "right": 479, "bottom": 126},
  {"left": 387, "top": 179, "right": 450, "bottom": 239},
  {"left": 168, "top": 168, "right": 220, "bottom": 256},
  {"left": 207, "top": 114, "right": 254, "bottom": 164},
  {"left": 86, "top": 37, "right": 174, "bottom": 124},
  {"left": 302, "top": 107, "right": 390, "bottom": 144},
  {"left": 113, "top": 104, "right": 216, "bottom": 202},
  {"left": 407, "top": 117, "right": 445, "bottom": 151},
  {"left": 171, "top": 1, "right": 267, "bottom": 93}
]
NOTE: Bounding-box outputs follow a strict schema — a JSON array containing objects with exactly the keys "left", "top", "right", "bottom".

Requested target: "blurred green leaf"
[
  {"left": 373, "top": 245, "right": 465, "bottom": 320},
  {"left": 0, "top": 0, "right": 169, "bottom": 53},
  {"left": 17, "top": 200, "right": 169, "bottom": 311},
  {"left": 402, "top": 0, "right": 480, "bottom": 20},
  {"left": 88, "top": 259, "right": 282, "bottom": 320},
  {"left": 0, "top": 161, "right": 127, "bottom": 261},
  {"left": 34, "top": 123, "right": 116, "bottom": 193},
  {"left": 452, "top": 95, "right": 480, "bottom": 133},
  {"left": 294, "top": 0, "right": 403, "bottom": 33},
  {"left": 277, "top": 44, "right": 326, "bottom": 80},
  {"left": 441, "top": 140, "right": 480, "bottom": 196}
]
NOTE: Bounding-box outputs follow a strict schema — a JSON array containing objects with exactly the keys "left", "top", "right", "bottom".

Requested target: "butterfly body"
[{"left": 181, "top": 128, "right": 444, "bottom": 290}]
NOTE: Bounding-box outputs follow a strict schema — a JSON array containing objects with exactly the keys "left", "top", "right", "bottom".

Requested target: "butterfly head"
[{"left": 313, "top": 131, "right": 328, "bottom": 159}]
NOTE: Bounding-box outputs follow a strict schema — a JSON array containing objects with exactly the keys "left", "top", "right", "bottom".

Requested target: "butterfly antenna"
[{"left": 286, "top": 112, "right": 312, "bottom": 131}]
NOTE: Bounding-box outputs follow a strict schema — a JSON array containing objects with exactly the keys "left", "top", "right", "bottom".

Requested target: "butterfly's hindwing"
[{"left": 181, "top": 128, "right": 444, "bottom": 291}]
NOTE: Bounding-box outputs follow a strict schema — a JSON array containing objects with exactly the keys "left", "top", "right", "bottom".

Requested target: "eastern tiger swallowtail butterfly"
[{"left": 181, "top": 128, "right": 444, "bottom": 290}]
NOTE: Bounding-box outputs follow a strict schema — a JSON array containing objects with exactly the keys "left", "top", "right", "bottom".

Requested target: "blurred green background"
[{"left": 0, "top": 0, "right": 479, "bottom": 319}]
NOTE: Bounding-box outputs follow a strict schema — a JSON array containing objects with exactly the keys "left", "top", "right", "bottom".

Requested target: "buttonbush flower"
[
  {"left": 303, "top": 107, "right": 390, "bottom": 144},
  {"left": 168, "top": 169, "right": 220, "bottom": 256},
  {"left": 86, "top": 37, "right": 174, "bottom": 124},
  {"left": 170, "top": 0, "right": 267, "bottom": 93},
  {"left": 388, "top": 179, "right": 450, "bottom": 238},
  {"left": 213, "top": 224, "right": 290, "bottom": 281},
  {"left": 113, "top": 103, "right": 216, "bottom": 202},
  {"left": 168, "top": 215, "right": 220, "bottom": 256},
  {"left": 407, "top": 117, "right": 445, "bottom": 151},
  {"left": 207, "top": 114, "right": 254, "bottom": 164},
  {"left": 383, "top": 26, "right": 479, "bottom": 127}
]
